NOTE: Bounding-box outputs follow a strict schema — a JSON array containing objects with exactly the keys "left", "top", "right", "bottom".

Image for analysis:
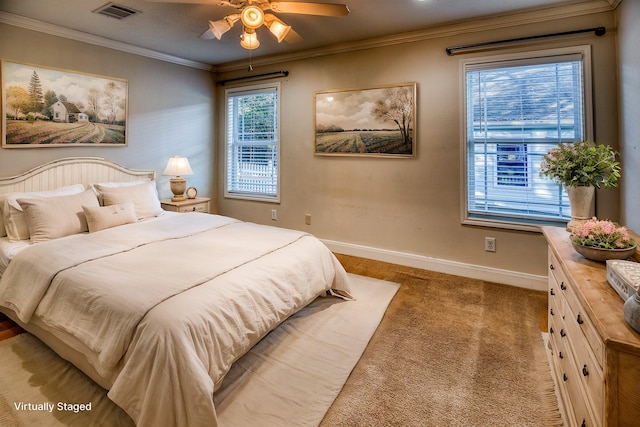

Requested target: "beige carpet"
[
  {"left": 0, "top": 273, "right": 399, "bottom": 427},
  {"left": 322, "top": 254, "right": 563, "bottom": 427}
]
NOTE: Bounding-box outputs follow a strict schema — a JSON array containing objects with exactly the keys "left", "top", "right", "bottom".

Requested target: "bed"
[{"left": 0, "top": 157, "right": 351, "bottom": 426}]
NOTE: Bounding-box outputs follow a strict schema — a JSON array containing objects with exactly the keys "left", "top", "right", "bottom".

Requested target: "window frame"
[
  {"left": 224, "top": 82, "right": 281, "bottom": 203},
  {"left": 460, "top": 46, "right": 593, "bottom": 232}
]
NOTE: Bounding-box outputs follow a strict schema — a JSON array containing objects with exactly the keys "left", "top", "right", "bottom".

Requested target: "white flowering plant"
[{"left": 540, "top": 141, "right": 621, "bottom": 188}]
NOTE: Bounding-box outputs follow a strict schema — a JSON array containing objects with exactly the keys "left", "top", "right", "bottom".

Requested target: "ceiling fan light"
[
  {"left": 208, "top": 19, "right": 231, "bottom": 40},
  {"left": 225, "top": 13, "right": 240, "bottom": 27},
  {"left": 266, "top": 18, "right": 291, "bottom": 43},
  {"left": 240, "top": 29, "right": 260, "bottom": 50},
  {"left": 240, "top": 5, "right": 264, "bottom": 30}
]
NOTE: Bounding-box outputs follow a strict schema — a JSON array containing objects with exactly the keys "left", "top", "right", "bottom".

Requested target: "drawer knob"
[
  {"left": 577, "top": 314, "right": 584, "bottom": 325},
  {"left": 192, "top": 207, "right": 196, "bottom": 211},
  {"left": 550, "top": 264, "right": 555, "bottom": 270},
  {"left": 581, "top": 419, "right": 586, "bottom": 427},
  {"left": 582, "top": 365, "right": 589, "bottom": 377},
  {"left": 550, "top": 308, "right": 554, "bottom": 316},
  {"left": 550, "top": 288, "right": 555, "bottom": 296},
  {"left": 550, "top": 327, "right": 554, "bottom": 334},
  {"left": 560, "top": 329, "right": 566, "bottom": 337},
  {"left": 560, "top": 282, "right": 566, "bottom": 291},
  {"left": 559, "top": 351, "right": 563, "bottom": 359},
  {"left": 563, "top": 373, "right": 568, "bottom": 382}
]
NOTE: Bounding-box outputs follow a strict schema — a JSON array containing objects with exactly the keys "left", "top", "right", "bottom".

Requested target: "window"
[
  {"left": 463, "top": 47, "right": 592, "bottom": 230},
  {"left": 225, "top": 83, "right": 280, "bottom": 201}
]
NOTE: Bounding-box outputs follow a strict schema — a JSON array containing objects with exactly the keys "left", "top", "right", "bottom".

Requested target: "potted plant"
[
  {"left": 540, "top": 141, "right": 621, "bottom": 230},
  {"left": 571, "top": 217, "right": 637, "bottom": 262}
]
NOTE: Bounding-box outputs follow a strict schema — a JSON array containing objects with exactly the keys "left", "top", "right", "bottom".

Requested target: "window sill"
[
  {"left": 224, "top": 193, "right": 280, "bottom": 204},
  {"left": 462, "top": 217, "right": 566, "bottom": 233}
]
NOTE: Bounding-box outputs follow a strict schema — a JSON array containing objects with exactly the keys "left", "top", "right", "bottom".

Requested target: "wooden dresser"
[{"left": 543, "top": 226, "right": 640, "bottom": 427}]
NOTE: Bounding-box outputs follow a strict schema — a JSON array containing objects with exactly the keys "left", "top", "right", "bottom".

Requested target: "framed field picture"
[
  {"left": 2, "top": 61, "right": 128, "bottom": 147},
  {"left": 314, "top": 82, "right": 416, "bottom": 157}
]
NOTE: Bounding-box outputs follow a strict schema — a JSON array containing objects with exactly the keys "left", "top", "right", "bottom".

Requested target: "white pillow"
[
  {"left": 18, "top": 190, "right": 99, "bottom": 243},
  {"left": 83, "top": 202, "right": 137, "bottom": 233},
  {"left": 95, "top": 181, "right": 163, "bottom": 219},
  {"left": 1, "top": 184, "right": 85, "bottom": 242},
  {"left": 89, "top": 179, "right": 150, "bottom": 204}
]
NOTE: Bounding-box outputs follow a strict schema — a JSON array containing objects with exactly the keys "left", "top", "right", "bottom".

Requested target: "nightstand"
[{"left": 160, "top": 197, "right": 210, "bottom": 213}]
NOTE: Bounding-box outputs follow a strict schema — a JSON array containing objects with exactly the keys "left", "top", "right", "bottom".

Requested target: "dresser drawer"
[
  {"left": 548, "top": 293, "right": 563, "bottom": 337},
  {"left": 563, "top": 302, "right": 604, "bottom": 423},
  {"left": 562, "top": 278, "right": 604, "bottom": 368},
  {"left": 549, "top": 318, "right": 569, "bottom": 377},
  {"left": 549, "top": 330, "right": 598, "bottom": 426},
  {"left": 563, "top": 356, "right": 599, "bottom": 427},
  {"left": 549, "top": 252, "right": 604, "bottom": 368},
  {"left": 549, "top": 255, "right": 568, "bottom": 298},
  {"left": 548, "top": 324, "right": 575, "bottom": 426}
]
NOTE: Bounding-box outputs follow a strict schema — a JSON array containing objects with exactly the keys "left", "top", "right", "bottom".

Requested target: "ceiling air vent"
[{"left": 93, "top": 3, "right": 140, "bottom": 20}]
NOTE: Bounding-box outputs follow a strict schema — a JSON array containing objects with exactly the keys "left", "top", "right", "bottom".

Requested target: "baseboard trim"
[{"left": 323, "top": 239, "right": 547, "bottom": 292}]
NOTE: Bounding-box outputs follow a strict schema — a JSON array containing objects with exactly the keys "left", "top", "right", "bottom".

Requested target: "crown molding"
[
  {"left": 0, "top": 11, "right": 214, "bottom": 72},
  {"left": 217, "top": 0, "right": 616, "bottom": 73}
]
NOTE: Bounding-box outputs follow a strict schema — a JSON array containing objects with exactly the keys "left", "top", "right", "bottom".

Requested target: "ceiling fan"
[{"left": 146, "top": 1, "right": 350, "bottom": 50}]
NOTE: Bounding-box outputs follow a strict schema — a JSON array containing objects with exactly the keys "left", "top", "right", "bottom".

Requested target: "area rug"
[{"left": 0, "top": 273, "right": 399, "bottom": 427}]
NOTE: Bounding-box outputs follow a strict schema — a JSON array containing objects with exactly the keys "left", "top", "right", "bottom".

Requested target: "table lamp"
[{"left": 163, "top": 156, "right": 193, "bottom": 201}]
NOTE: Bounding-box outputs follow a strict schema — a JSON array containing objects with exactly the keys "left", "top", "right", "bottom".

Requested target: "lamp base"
[{"left": 169, "top": 177, "right": 187, "bottom": 201}]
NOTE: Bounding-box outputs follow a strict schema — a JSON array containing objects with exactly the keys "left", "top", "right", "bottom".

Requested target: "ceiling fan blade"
[
  {"left": 199, "top": 28, "right": 216, "bottom": 39},
  {"left": 269, "top": 2, "right": 349, "bottom": 17},
  {"left": 284, "top": 28, "right": 303, "bottom": 44}
]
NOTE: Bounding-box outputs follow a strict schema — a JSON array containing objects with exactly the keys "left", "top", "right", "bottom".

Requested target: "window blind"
[
  {"left": 465, "top": 52, "right": 586, "bottom": 227},
  {"left": 225, "top": 85, "right": 279, "bottom": 200}
]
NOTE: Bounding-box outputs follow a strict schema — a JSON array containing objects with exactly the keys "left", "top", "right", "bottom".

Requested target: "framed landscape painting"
[
  {"left": 314, "top": 82, "right": 416, "bottom": 157},
  {"left": 2, "top": 61, "right": 128, "bottom": 147}
]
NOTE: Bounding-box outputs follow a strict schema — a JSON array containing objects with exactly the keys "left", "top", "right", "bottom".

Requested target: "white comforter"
[{"left": 0, "top": 213, "right": 351, "bottom": 426}]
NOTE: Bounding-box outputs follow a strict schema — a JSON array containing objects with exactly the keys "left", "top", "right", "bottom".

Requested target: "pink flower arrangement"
[{"left": 572, "top": 217, "right": 636, "bottom": 249}]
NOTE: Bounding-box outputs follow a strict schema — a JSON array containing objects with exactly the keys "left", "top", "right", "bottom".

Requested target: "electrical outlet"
[
  {"left": 271, "top": 209, "right": 277, "bottom": 221},
  {"left": 305, "top": 214, "right": 312, "bottom": 225},
  {"left": 485, "top": 237, "right": 496, "bottom": 252}
]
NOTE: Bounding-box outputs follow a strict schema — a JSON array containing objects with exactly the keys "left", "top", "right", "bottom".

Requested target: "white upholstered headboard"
[{"left": 0, "top": 157, "right": 156, "bottom": 195}]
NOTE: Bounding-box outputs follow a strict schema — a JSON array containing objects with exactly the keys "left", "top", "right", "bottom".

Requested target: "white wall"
[
  {"left": 0, "top": 23, "right": 215, "bottom": 199},
  {"left": 216, "top": 8, "right": 619, "bottom": 285}
]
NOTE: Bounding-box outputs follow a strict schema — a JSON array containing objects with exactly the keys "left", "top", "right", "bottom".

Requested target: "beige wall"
[
  {"left": 0, "top": 23, "right": 216, "bottom": 199},
  {"left": 617, "top": 0, "right": 640, "bottom": 232},
  {"left": 0, "top": 5, "right": 622, "bottom": 284},
  {"left": 216, "top": 9, "right": 619, "bottom": 280}
]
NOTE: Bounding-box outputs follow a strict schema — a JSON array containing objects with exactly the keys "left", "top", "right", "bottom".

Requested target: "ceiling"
[{"left": 0, "top": 0, "right": 615, "bottom": 68}]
